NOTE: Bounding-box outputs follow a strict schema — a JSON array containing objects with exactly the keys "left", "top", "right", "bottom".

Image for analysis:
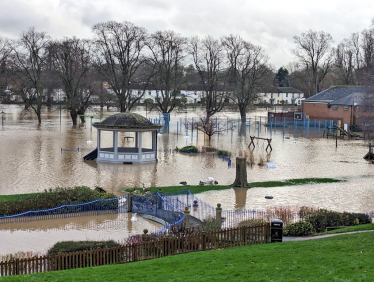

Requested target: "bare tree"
[
  {"left": 222, "top": 35, "right": 271, "bottom": 123},
  {"left": 11, "top": 27, "right": 50, "bottom": 124},
  {"left": 360, "top": 26, "right": 374, "bottom": 85},
  {"left": 0, "top": 36, "right": 11, "bottom": 93},
  {"left": 146, "top": 30, "right": 186, "bottom": 116},
  {"left": 189, "top": 36, "right": 227, "bottom": 119},
  {"left": 92, "top": 21, "right": 148, "bottom": 112},
  {"left": 185, "top": 115, "right": 226, "bottom": 144},
  {"left": 292, "top": 30, "right": 334, "bottom": 96},
  {"left": 49, "top": 37, "right": 94, "bottom": 125},
  {"left": 334, "top": 38, "right": 356, "bottom": 85},
  {"left": 355, "top": 90, "right": 374, "bottom": 138}
]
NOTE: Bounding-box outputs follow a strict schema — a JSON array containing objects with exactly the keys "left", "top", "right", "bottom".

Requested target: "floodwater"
[
  {"left": 0, "top": 105, "right": 373, "bottom": 255},
  {"left": 0, "top": 212, "right": 162, "bottom": 255}
]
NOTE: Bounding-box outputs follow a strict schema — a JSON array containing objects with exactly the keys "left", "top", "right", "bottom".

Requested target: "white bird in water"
[
  {"left": 131, "top": 213, "right": 138, "bottom": 221},
  {"left": 87, "top": 140, "right": 93, "bottom": 144}
]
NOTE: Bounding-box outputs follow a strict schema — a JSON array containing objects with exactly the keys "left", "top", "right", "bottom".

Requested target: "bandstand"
[{"left": 92, "top": 112, "right": 162, "bottom": 164}]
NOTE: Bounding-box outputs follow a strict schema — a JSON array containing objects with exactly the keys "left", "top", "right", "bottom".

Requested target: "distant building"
[
  {"left": 256, "top": 87, "right": 305, "bottom": 105},
  {"left": 302, "top": 85, "right": 374, "bottom": 128}
]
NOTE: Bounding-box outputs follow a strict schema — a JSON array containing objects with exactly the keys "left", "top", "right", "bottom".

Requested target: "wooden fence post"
[
  {"left": 216, "top": 203, "right": 222, "bottom": 227},
  {"left": 183, "top": 206, "right": 190, "bottom": 227}
]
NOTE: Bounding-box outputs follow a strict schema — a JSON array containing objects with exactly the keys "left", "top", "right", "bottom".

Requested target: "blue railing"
[{"left": 0, "top": 196, "right": 126, "bottom": 224}]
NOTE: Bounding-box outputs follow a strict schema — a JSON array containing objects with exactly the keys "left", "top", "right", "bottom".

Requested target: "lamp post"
[
  {"left": 1, "top": 111, "right": 4, "bottom": 126},
  {"left": 58, "top": 90, "right": 62, "bottom": 126}
]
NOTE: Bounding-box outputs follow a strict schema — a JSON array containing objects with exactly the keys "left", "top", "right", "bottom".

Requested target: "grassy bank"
[
  {"left": 0, "top": 178, "right": 342, "bottom": 202},
  {"left": 2, "top": 231, "right": 372, "bottom": 282},
  {"left": 122, "top": 177, "right": 343, "bottom": 194},
  {"left": 317, "top": 223, "right": 374, "bottom": 235},
  {"left": 0, "top": 193, "right": 38, "bottom": 203}
]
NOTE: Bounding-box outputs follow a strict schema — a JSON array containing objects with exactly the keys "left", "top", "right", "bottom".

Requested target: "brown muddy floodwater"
[
  {"left": 0, "top": 212, "right": 162, "bottom": 255},
  {"left": 0, "top": 105, "right": 373, "bottom": 255}
]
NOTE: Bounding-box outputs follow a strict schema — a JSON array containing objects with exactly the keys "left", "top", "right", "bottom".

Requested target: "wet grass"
[
  {"left": 0, "top": 178, "right": 342, "bottom": 203},
  {"left": 0, "top": 193, "right": 37, "bottom": 203},
  {"left": 122, "top": 178, "right": 343, "bottom": 194},
  {"left": 3, "top": 232, "right": 373, "bottom": 282},
  {"left": 249, "top": 177, "right": 343, "bottom": 188}
]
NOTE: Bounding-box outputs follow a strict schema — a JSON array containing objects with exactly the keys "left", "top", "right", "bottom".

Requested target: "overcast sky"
[{"left": 0, "top": 0, "right": 373, "bottom": 69}]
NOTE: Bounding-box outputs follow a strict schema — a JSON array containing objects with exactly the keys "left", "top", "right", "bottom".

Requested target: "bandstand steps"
[{"left": 83, "top": 148, "right": 98, "bottom": 160}]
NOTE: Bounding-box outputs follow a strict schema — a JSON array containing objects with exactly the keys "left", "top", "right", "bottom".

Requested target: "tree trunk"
[
  {"left": 37, "top": 112, "right": 41, "bottom": 124},
  {"left": 240, "top": 113, "right": 247, "bottom": 123},
  {"left": 70, "top": 109, "right": 78, "bottom": 125},
  {"left": 232, "top": 157, "right": 248, "bottom": 187}
]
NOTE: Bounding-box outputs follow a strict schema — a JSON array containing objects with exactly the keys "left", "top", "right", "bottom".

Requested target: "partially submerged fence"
[
  {"left": 0, "top": 224, "right": 270, "bottom": 277},
  {"left": 0, "top": 196, "right": 127, "bottom": 224}
]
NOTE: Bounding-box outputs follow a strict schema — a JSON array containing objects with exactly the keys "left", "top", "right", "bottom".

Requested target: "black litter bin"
[{"left": 271, "top": 219, "right": 283, "bottom": 242}]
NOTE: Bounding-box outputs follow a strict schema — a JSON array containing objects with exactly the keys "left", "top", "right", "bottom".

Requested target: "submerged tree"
[
  {"left": 93, "top": 21, "right": 148, "bottom": 112},
  {"left": 184, "top": 115, "right": 226, "bottom": 144},
  {"left": 146, "top": 30, "right": 186, "bottom": 115},
  {"left": 49, "top": 37, "right": 94, "bottom": 125},
  {"left": 189, "top": 36, "right": 227, "bottom": 120},
  {"left": 11, "top": 27, "right": 50, "bottom": 124},
  {"left": 222, "top": 35, "right": 271, "bottom": 123}
]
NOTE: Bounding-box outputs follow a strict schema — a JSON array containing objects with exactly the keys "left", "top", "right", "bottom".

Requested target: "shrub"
[
  {"left": 283, "top": 221, "right": 314, "bottom": 236},
  {"left": 47, "top": 240, "right": 121, "bottom": 255},
  {"left": 238, "top": 219, "right": 266, "bottom": 228},
  {"left": 200, "top": 217, "right": 221, "bottom": 232},
  {"left": 265, "top": 206, "right": 294, "bottom": 225},
  {"left": 345, "top": 212, "right": 372, "bottom": 225},
  {"left": 306, "top": 209, "right": 372, "bottom": 233},
  {"left": 178, "top": 145, "right": 199, "bottom": 153},
  {"left": 216, "top": 150, "right": 231, "bottom": 157}
]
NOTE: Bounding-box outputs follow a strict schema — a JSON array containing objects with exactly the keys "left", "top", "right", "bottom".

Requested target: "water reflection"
[{"left": 233, "top": 188, "right": 249, "bottom": 210}]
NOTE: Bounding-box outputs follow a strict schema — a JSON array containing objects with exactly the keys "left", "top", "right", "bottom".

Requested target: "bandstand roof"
[{"left": 93, "top": 112, "right": 162, "bottom": 131}]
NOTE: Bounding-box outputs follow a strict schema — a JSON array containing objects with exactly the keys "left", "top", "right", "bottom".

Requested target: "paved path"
[{"left": 283, "top": 230, "right": 374, "bottom": 242}]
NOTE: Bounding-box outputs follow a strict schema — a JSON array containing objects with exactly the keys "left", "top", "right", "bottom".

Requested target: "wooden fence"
[{"left": 0, "top": 224, "right": 270, "bottom": 277}]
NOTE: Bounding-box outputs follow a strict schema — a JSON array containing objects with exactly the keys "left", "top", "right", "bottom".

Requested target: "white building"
[{"left": 256, "top": 87, "right": 305, "bottom": 106}]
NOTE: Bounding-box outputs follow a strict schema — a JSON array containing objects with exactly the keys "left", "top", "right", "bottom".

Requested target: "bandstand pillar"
[
  {"left": 138, "top": 132, "right": 143, "bottom": 160},
  {"left": 113, "top": 131, "right": 118, "bottom": 159}
]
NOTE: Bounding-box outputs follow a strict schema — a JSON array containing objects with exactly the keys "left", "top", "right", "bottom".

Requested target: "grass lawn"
[{"left": 2, "top": 232, "right": 373, "bottom": 282}]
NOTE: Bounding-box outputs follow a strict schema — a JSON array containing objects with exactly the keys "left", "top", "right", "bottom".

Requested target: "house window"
[
  {"left": 271, "top": 94, "right": 273, "bottom": 98},
  {"left": 344, "top": 105, "right": 349, "bottom": 111},
  {"left": 278, "top": 93, "right": 280, "bottom": 97},
  {"left": 333, "top": 105, "right": 338, "bottom": 110},
  {"left": 286, "top": 93, "right": 288, "bottom": 97}
]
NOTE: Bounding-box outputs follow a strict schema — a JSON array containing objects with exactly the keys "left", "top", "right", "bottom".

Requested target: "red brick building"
[{"left": 302, "top": 86, "right": 374, "bottom": 129}]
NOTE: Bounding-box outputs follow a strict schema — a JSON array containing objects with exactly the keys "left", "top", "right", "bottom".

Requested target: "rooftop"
[
  {"left": 93, "top": 112, "right": 162, "bottom": 131},
  {"left": 305, "top": 86, "right": 374, "bottom": 103}
]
